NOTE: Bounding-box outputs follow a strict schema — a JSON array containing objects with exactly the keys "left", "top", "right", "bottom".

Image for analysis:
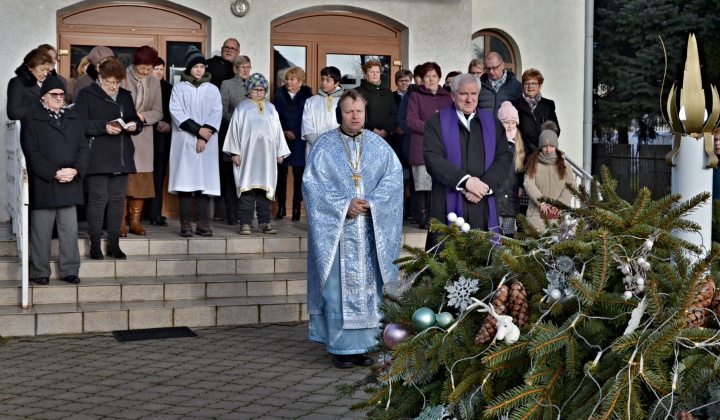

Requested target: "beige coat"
[
  {"left": 124, "top": 68, "right": 163, "bottom": 173},
  {"left": 523, "top": 160, "right": 575, "bottom": 230}
]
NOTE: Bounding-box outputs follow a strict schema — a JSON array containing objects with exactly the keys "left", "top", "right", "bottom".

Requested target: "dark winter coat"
[
  {"left": 354, "top": 79, "right": 398, "bottom": 136},
  {"left": 73, "top": 82, "right": 143, "bottom": 175},
  {"left": 72, "top": 64, "right": 99, "bottom": 100},
  {"left": 494, "top": 144, "right": 524, "bottom": 217},
  {"left": 423, "top": 109, "right": 512, "bottom": 249},
  {"left": 513, "top": 97, "right": 560, "bottom": 158},
  {"left": 478, "top": 70, "right": 523, "bottom": 116},
  {"left": 406, "top": 86, "right": 454, "bottom": 165},
  {"left": 7, "top": 65, "right": 42, "bottom": 120},
  {"left": 206, "top": 55, "right": 234, "bottom": 90},
  {"left": 273, "top": 85, "right": 313, "bottom": 167},
  {"left": 153, "top": 79, "right": 174, "bottom": 156},
  {"left": 387, "top": 90, "right": 406, "bottom": 165},
  {"left": 20, "top": 102, "right": 90, "bottom": 210}
]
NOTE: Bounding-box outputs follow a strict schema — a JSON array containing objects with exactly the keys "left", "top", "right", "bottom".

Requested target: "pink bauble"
[{"left": 383, "top": 323, "right": 410, "bottom": 349}]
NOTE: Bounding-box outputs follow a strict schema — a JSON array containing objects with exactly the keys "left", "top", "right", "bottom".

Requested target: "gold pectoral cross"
[{"left": 351, "top": 172, "right": 361, "bottom": 188}]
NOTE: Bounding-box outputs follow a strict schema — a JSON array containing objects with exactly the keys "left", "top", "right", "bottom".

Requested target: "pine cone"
[
  {"left": 509, "top": 282, "right": 530, "bottom": 329},
  {"left": 677, "top": 410, "right": 698, "bottom": 420},
  {"left": 475, "top": 285, "right": 510, "bottom": 345},
  {"left": 698, "top": 277, "right": 716, "bottom": 308},
  {"left": 475, "top": 315, "right": 497, "bottom": 345},
  {"left": 686, "top": 277, "right": 716, "bottom": 328},
  {"left": 710, "top": 292, "right": 720, "bottom": 313}
]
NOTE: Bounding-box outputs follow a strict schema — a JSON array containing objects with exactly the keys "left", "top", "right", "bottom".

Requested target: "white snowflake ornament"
[{"left": 445, "top": 276, "right": 479, "bottom": 312}]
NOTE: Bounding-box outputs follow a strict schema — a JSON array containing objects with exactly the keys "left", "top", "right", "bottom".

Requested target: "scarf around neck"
[
  {"left": 539, "top": 152, "right": 557, "bottom": 165},
  {"left": 127, "top": 65, "right": 151, "bottom": 113},
  {"left": 181, "top": 71, "right": 212, "bottom": 87},
  {"left": 524, "top": 91, "right": 542, "bottom": 112}
]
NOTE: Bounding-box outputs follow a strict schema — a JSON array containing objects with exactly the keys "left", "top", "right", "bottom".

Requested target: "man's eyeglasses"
[
  {"left": 222, "top": 46, "right": 239, "bottom": 52},
  {"left": 49, "top": 92, "right": 65, "bottom": 99},
  {"left": 486, "top": 62, "right": 504, "bottom": 72}
]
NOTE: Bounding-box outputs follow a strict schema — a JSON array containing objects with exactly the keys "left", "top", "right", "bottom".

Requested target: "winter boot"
[
  {"left": 89, "top": 235, "right": 104, "bottom": 260},
  {"left": 128, "top": 198, "right": 146, "bottom": 235},
  {"left": 106, "top": 233, "right": 126, "bottom": 260}
]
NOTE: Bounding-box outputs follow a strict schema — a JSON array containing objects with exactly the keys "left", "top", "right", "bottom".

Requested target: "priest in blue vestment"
[
  {"left": 303, "top": 89, "right": 403, "bottom": 369},
  {"left": 423, "top": 73, "right": 513, "bottom": 250}
]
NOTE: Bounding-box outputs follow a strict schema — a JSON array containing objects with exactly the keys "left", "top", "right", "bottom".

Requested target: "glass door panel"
[
  {"left": 317, "top": 44, "right": 401, "bottom": 91},
  {"left": 326, "top": 54, "right": 391, "bottom": 90},
  {"left": 166, "top": 41, "right": 202, "bottom": 84},
  {"left": 273, "top": 45, "right": 307, "bottom": 97}
]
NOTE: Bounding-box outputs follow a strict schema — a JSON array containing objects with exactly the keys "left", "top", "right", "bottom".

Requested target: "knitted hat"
[
  {"left": 245, "top": 73, "right": 269, "bottom": 92},
  {"left": 539, "top": 129, "right": 559, "bottom": 148},
  {"left": 497, "top": 101, "right": 519, "bottom": 124},
  {"left": 184, "top": 46, "right": 206, "bottom": 72},
  {"left": 40, "top": 76, "right": 66, "bottom": 96},
  {"left": 87, "top": 46, "right": 114, "bottom": 66}
]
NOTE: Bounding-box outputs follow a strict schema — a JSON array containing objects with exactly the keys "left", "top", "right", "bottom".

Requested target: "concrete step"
[
  {"left": 0, "top": 252, "right": 308, "bottom": 281},
  {"left": 0, "top": 273, "right": 308, "bottom": 306},
  {"left": 0, "top": 295, "right": 308, "bottom": 337}
]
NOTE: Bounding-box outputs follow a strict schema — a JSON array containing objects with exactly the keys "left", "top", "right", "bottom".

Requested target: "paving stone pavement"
[{"left": 0, "top": 323, "right": 373, "bottom": 419}]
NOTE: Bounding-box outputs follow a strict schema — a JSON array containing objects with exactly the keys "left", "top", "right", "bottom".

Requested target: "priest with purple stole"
[{"left": 423, "top": 73, "right": 513, "bottom": 250}]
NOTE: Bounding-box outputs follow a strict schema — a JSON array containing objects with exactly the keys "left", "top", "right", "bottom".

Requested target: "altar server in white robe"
[
  {"left": 303, "top": 89, "right": 403, "bottom": 369},
  {"left": 301, "top": 66, "right": 344, "bottom": 160},
  {"left": 223, "top": 73, "right": 290, "bottom": 235},
  {"left": 168, "top": 46, "right": 222, "bottom": 237}
]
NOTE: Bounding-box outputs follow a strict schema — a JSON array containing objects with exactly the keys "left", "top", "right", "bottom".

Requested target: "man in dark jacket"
[
  {"left": 206, "top": 38, "right": 240, "bottom": 89},
  {"left": 423, "top": 73, "right": 512, "bottom": 250},
  {"left": 478, "top": 52, "right": 523, "bottom": 116}
]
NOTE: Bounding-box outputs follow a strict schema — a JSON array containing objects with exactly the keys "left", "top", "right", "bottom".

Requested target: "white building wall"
[
  {"left": 0, "top": 0, "right": 585, "bottom": 221},
  {"left": 473, "top": 0, "right": 587, "bottom": 165}
]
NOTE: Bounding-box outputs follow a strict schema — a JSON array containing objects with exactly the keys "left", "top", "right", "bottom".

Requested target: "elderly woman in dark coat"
[
  {"left": 74, "top": 58, "right": 143, "bottom": 261},
  {"left": 7, "top": 48, "right": 53, "bottom": 120},
  {"left": 406, "top": 62, "right": 453, "bottom": 228},
  {"left": 354, "top": 60, "right": 397, "bottom": 141},
  {"left": 513, "top": 68, "right": 560, "bottom": 158},
  {"left": 20, "top": 77, "right": 89, "bottom": 285},
  {"left": 273, "top": 66, "right": 313, "bottom": 221}
]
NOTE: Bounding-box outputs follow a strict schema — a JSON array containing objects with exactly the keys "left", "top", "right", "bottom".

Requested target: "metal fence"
[
  {"left": 6, "top": 121, "right": 29, "bottom": 308},
  {"left": 591, "top": 143, "right": 672, "bottom": 201}
]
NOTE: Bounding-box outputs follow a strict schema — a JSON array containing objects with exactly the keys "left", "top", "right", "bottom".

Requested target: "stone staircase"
[{"left": 0, "top": 219, "right": 427, "bottom": 337}]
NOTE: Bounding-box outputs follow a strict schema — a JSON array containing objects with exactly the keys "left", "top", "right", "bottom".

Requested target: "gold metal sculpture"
[{"left": 664, "top": 34, "right": 720, "bottom": 168}]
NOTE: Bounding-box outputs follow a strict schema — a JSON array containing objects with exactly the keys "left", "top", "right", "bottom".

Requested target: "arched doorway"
[
  {"left": 57, "top": 2, "right": 209, "bottom": 218},
  {"left": 270, "top": 12, "right": 404, "bottom": 95},
  {"left": 270, "top": 11, "right": 404, "bottom": 216},
  {"left": 471, "top": 30, "right": 519, "bottom": 75}
]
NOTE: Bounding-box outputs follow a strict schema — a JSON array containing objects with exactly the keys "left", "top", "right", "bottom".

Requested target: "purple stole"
[{"left": 439, "top": 105, "right": 500, "bottom": 235}]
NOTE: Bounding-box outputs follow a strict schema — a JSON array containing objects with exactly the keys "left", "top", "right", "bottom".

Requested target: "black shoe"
[
  {"left": 107, "top": 234, "right": 127, "bottom": 260},
  {"left": 292, "top": 209, "right": 300, "bottom": 221},
  {"left": 332, "top": 354, "right": 355, "bottom": 369},
  {"left": 62, "top": 275, "right": 81, "bottom": 284},
  {"left": 352, "top": 354, "right": 374, "bottom": 366},
  {"left": 33, "top": 277, "right": 49, "bottom": 285},
  {"left": 89, "top": 236, "right": 104, "bottom": 260},
  {"left": 275, "top": 207, "right": 286, "bottom": 220},
  {"left": 150, "top": 215, "right": 167, "bottom": 226}
]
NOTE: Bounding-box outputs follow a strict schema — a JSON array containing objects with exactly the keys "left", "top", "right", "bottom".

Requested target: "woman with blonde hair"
[
  {"left": 523, "top": 123, "right": 574, "bottom": 231},
  {"left": 495, "top": 101, "right": 525, "bottom": 237}
]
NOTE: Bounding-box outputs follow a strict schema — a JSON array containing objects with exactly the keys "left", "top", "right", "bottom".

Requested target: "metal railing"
[
  {"left": 566, "top": 155, "right": 597, "bottom": 208},
  {"left": 6, "top": 121, "right": 29, "bottom": 308}
]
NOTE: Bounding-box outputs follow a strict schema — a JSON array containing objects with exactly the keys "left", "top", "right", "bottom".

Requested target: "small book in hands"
[{"left": 107, "top": 118, "right": 136, "bottom": 130}]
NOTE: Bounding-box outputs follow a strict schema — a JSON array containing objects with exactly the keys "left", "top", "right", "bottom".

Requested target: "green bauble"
[
  {"left": 435, "top": 312, "right": 454, "bottom": 329},
  {"left": 412, "top": 307, "right": 437, "bottom": 330}
]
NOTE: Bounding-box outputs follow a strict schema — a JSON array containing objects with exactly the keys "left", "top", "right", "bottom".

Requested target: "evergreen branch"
[
  {"left": 657, "top": 191, "right": 710, "bottom": 231},
  {"left": 593, "top": 230, "right": 611, "bottom": 300},
  {"left": 625, "top": 188, "right": 652, "bottom": 226},
  {"left": 592, "top": 208, "right": 627, "bottom": 230},
  {"left": 446, "top": 367, "right": 485, "bottom": 403},
  {"left": 484, "top": 385, "right": 546, "bottom": 415},
  {"left": 590, "top": 375, "right": 630, "bottom": 420},
  {"left": 483, "top": 341, "right": 531, "bottom": 368}
]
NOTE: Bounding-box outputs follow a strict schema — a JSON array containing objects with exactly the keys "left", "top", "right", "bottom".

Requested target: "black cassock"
[{"left": 422, "top": 110, "right": 512, "bottom": 250}]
